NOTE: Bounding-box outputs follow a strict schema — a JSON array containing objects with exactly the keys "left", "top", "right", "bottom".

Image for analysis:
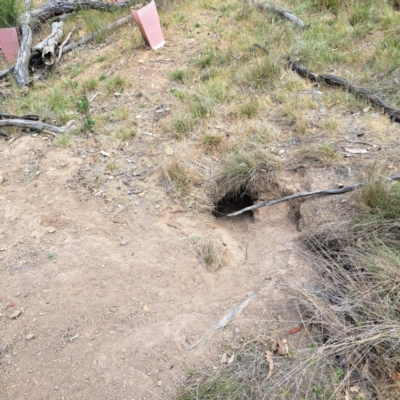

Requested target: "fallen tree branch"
[
  {"left": 0, "top": 113, "right": 40, "bottom": 121},
  {"left": 32, "top": 21, "right": 64, "bottom": 65},
  {"left": 228, "top": 175, "right": 400, "bottom": 217},
  {"left": 14, "top": 0, "right": 33, "bottom": 87},
  {"left": 30, "top": 0, "right": 140, "bottom": 25},
  {"left": 0, "top": 119, "right": 74, "bottom": 135},
  {"left": 289, "top": 60, "right": 400, "bottom": 123},
  {"left": 252, "top": 2, "right": 305, "bottom": 28},
  {"left": 61, "top": 14, "right": 133, "bottom": 56}
]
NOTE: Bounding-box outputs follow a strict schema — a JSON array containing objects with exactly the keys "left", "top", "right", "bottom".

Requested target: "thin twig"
[
  {"left": 228, "top": 175, "right": 400, "bottom": 217},
  {"left": 58, "top": 25, "right": 76, "bottom": 61}
]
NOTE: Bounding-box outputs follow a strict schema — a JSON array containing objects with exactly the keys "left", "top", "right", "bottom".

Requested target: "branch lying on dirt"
[
  {"left": 289, "top": 60, "right": 400, "bottom": 123},
  {"left": 228, "top": 175, "right": 400, "bottom": 217},
  {"left": 188, "top": 292, "right": 257, "bottom": 353},
  {"left": 14, "top": 0, "right": 33, "bottom": 87},
  {"left": 0, "top": 113, "right": 40, "bottom": 121},
  {"left": 0, "top": 119, "right": 75, "bottom": 135},
  {"left": 61, "top": 14, "right": 134, "bottom": 56},
  {"left": 32, "top": 21, "right": 64, "bottom": 66},
  {"left": 253, "top": 2, "right": 305, "bottom": 27}
]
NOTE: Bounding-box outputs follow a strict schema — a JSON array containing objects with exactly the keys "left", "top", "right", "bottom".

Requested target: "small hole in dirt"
[{"left": 213, "top": 190, "right": 256, "bottom": 219}]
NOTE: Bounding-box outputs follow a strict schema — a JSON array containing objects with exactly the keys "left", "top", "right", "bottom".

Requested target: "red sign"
[{"left": 0, "top": 28, "right": 19, "bottom": 63}]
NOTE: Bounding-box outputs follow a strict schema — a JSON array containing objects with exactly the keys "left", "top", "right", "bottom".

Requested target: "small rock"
[
  {"left": 143, "top": 306, "right": 149, "bottom": 313},
  {"left": 54, "top": 386, "right": 59, "bottom": 391},
  {"left": 26, "top": 332, "right": 35, "bottom": 340},
  {"left": 157, "top": 380, "right": 162, "bottom": 387},
  {"left": 114, "top": 92, "right": 122, "bottom": 97},
  {"left": 9, "top": 310, "right": 22, "bottom": 319},
  {"left": 47, "top": 227, "right": 56, "bottom": 234},
  {"left": 0, "top": 175, "right": 5, "bottom": 184},
  {"left": 138, "top": 192, "right": 145, "bottom": 197}
]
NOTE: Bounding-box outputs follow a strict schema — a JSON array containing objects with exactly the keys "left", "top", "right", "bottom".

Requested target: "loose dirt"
[{"left": 0, "top": 131, "right": 319, "bottom": 400}]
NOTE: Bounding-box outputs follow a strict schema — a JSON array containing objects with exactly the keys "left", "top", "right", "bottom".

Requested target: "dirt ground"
[
  {"left": 0, "top": 133, "right": 320, "bottom": 400},
  {"left": 3, "top": 3, "right": 400, "bottom": 399}
]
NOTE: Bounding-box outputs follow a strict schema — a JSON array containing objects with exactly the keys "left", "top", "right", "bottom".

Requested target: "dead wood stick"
[
  {"left": 289, "top": 61, "right": 400, "bottom": 123},
  {"left": 0, "top": 113, "right": 40, "bottom": 121},
  {"left": 228, "top": 175, "right": 400, "bottom": 217},
  {"left": 253, "top": 2, "right": 305, "bottom": 27},
  {"left": 58, "top": 26, "right": 76, "bottom": 61},
  {"left": 30, "top": 0, "right": 140, "bottom": 25},
  {"left": 14, "top": 0, "right": 33, "bottom": 87},
  {"left": 188, "top": 292, "right": 257, "bottom": 352},
  {"left": 61, "top": 14, "right": 133, "bottom": 55},
  {"left": 0, "top": 119, "right": 74, "bottom": 135},
  {"left": 32, "top": 21, "right": 64, "bottom": 65}
]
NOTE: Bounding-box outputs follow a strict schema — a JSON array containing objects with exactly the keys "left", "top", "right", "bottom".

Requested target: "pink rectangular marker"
[
  {"left": 0, "top": 27, "right": 19, "bottom": 63},
  {"left": 131, "top": 1, "right": 165, "bottom": 50}
]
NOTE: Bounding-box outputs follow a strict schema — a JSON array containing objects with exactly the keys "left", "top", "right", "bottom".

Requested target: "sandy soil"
[{"left": 0, "top": 131, "right": 319, "bottom": 399}]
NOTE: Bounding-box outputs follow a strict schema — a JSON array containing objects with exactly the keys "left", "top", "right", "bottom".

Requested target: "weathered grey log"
[
  {"left": 32, "top": 21, "right": 64, "bottom": 65},
  {"left": 30, "top": 0, "right": 140, "bottom": 25},
  {"left": 0, "top": 118, "right": 73, "bottom": 134},
  {"left": 252, "top": 2, "right": 305, "bottom": 27},
  {"left": 1, "top": 14, "right": 133, "bottom": 80},
  {"left": 228, "top": 175, "right": 400, "bottom": 217},
  {"left": 289, "top": 61, "right": 400, "bottom": 123},
  {"left": 14, "top": 0, "right": 33, "bottom": 87},
  {"left": 62, "top": 14, "right": 133, "bottom": 55}
]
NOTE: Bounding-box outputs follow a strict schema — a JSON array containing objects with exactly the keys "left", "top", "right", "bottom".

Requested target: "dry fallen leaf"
[
  {"left": 350, "top": 385, "right": 366, "bottom": 399},
  {"left": 165, "top": 145, "right": 174, "bottom": 156},
  {"left": 220, "top": 353, "right": 227, "bottom": 364},
  {"left": 227, "top": 354, "right": 235, "bottom": 364},
  {"left": 265, "top": 350, "right": 274, "bottom": 380},
  {"left": 285, "top": 324, "right": 303, "bottom": 336},
  {"left": 391, "top": 371, "right": 400, "bottom": 380},
  {"left": 272, "top": 339, "right": 288, "bottom": 356}
]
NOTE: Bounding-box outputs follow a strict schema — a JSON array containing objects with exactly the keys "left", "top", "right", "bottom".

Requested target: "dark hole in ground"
[{"left": 212, "top": 190, "right": 256, "bottom": 219}]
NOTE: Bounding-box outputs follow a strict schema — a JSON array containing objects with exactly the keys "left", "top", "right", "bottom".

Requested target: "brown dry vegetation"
[{"left": 1, "top": 0, "right": 400, "bottom": 399}]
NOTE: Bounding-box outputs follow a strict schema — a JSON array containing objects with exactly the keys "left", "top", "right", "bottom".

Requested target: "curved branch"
[
  {"left": 228, "top": 175, "right": 400, "bottom": 217},
  {"left": 0, "top": 118, "right": 74, "bottom": 134},
  {"left": 289, "top": 61, "right": 400, "bottom": 123},
  {"left": 31, "top": 0, "right": 140, "bottom": 25}
]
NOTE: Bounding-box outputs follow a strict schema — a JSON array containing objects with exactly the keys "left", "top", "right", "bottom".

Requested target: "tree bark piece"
[
  {"left": 228, "top": 175, "right": 400, "bottom": 217},
  {"left": 253, "top": 2, "right": 305, "bottom": 27},
  {"left": 0, "top": 118, "right": 74, "bottom": 135},
  {"left": 14, "top": 0, "right": 33, "bottom": 87},
  {"left": 32, "top": 21, "right": 64, "bottom": 65},
  {"left": 289, "top": 61, "right": 400, "bottom": 123}
]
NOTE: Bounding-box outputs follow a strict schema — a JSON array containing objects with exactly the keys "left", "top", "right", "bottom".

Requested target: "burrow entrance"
[{"left": 212, "top": 189, "right": 256, "bottom": 220}]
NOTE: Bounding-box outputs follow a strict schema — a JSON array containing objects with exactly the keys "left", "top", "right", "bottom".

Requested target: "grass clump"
[
  {"left": 172, "top": 113, "right": 195, "bottom": 139},
  {"left": 215, "top": 150, "right": 281, "bottom": 198},
  {"left": 238, "top": 99, "right": 259, "bottom": 118},
  {"left": 295, "top": 144, "right": 337, "bottom": 167},
  {"left": 171, "top": 69, "right": 187, "bottom": 83},
  {"left": 161, "top": 159, "right": 192, "bottom": 198},
  {"left": 202, "top": 133, "right": 223, "bottom": 153},
  {"left": 106, "top": 76, "right": 125, "bottom": 93},
  {"left": 0, "top": 0, "right": 23, "bottom": 28},
  {"left": 200, "top": 239, "right": 222, "bottom": 270},
  {"left": 106, "top": 161, "right": 119, "bottom": 171},
  {"left": 82, "top": 78, "right": 99, "bottom": 91}
]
